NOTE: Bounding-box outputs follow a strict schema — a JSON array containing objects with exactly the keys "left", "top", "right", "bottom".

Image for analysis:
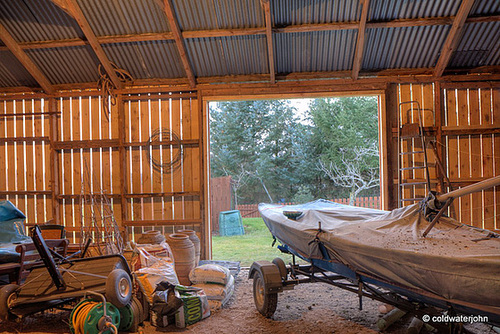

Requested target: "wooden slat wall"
[
  {"left": 0, "top": 99, "right": 52, "bottom": 232},
  {"left": 443, "top": 87, "right": 500, "bottom": 230},
  {"left": 0, "top": 92, "right": 204, "bottom": 251},
  {"left": 393, "top": 84, "right": 499, "bottom": 230}
]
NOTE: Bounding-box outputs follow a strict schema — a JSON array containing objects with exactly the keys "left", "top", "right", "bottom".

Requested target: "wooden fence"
[{"left": 237, "top": 197, "right": 381, "bottom": 218}]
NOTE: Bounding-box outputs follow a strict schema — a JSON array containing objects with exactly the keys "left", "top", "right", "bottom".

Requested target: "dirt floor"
[{"left": 0, "top": 269, "right": 496, "bottom": 334}]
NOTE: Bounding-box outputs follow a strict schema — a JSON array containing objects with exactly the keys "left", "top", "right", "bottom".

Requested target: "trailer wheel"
[
  {"left": 253, "top": 270, "right": 278, "bottom": 318},
  {"left": 0, "top": 284, "right": 19, "bottom": 321},
  {"left": 106, "top": 269, "right": 132, "bottom": 308},
  {"left": 272, "top": 257, "right": 287, "bottom": 280}
]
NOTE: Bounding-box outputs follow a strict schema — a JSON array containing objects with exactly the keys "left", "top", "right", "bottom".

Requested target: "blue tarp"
[{"left": 0, "top": 200, "right": 28, "bottom": 243}]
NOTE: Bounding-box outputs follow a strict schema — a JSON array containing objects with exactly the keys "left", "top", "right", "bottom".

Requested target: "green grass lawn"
[{"left": 212, "top": 217, "right": 301, "bottom": 267}]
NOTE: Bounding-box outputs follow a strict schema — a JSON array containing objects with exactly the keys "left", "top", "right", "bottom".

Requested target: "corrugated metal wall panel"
[
  {"left": 78, "top": 0, "right": 170, "bottom": 36},
  {"left": 173, "top": 0, "right": 263, "bottom": 30},
  {"left": 369, "top": 0, "right": 460, "bottom": 20},
  {"left": 0, "top": 51, "right": 38, "bottom": 87},
  {"left": 103, "top": 41, "right": 185, "bottom": 79},
  {"left": 450, "top": 22, "right": 500, "bottom": 68},
  {"left": 272, "top": 0, "right": 360, "bottom": 25},
  {"left": 0, "top": 0, "right": 82, "bottom": 42},
  {"left": 275, "top": 31, "right": 356, "bottom": 73},
  {"left": 26, "top": 46, "right": 99, "bottom": 84},
  {"left": 363, "top": 26, "right": 449, "bottom": 70},
  {"left": 186, "top": 36, "right": 267, "bottom": 77}
]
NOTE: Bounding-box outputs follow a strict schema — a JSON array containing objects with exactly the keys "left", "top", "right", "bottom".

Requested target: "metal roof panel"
[
  {"left": 26, "top": 46, "right": 99, "bottom": 84},
  {"left": 275, "top": 30, "right": 357, "bottom": 73},
  {"left": 0, "top": 0, "right": 82, "bottom": 43},
  {"left": 102, "top": 41, "right": 185, "bottom": 79},
  {"left": 186, "top": 36, "right": 267, "bottom": 77},
  {"left": 369, "top": 0, "right": 461, "bottom": 21},
  {"left": 0, "top": 51, "right": 38, "bottom": 87}
]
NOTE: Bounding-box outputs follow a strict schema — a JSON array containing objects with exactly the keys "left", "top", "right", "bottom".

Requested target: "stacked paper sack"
[{"left": 189, "top": 264, "right": 235, "bottom": 311}]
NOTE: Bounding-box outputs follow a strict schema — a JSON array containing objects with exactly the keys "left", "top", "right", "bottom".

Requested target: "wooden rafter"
[
  {"left": 0, "top": 23, "right": 54, "bottom": 95},
  {"left": 352, "top": 0, "right": 370, "bottom": 80},
  {"left": 162, "top": 0, "right": 196, "bottom": 88},
  {"left": 433, "top": 0, "right": 475, "bottom": 77},
  {"left": 261, "top": 0, "right": 275, "bottom": 84},
  {"left": 55, "top": 0, "right": 123, "bottom": 89},
  {"left": 1, "top": 14, "right": 498, "bottom": 53}
]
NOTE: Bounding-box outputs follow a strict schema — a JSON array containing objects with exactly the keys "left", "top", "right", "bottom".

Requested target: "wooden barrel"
[
  {"left": 177, "top": 229, "right": 200, "bottom": 266},
  {"left": 167, "top": 233, "right": 195, "bottom": 285}
]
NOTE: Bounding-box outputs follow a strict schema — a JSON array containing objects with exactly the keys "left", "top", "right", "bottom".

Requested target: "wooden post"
[
  {"left": 117, "top": 95, "right": 128, "bottom": 226},
  {"left": 198, "top": 90, "right": 208, "bottom": 259},
  {"left": 48, "top": 98, "right": 60, "bottom": 223},
  {"left": 382, "top": 85, "right": 398, "bottom": 210},
  {"left": 434, "top": 81, "right": 445, "bottom": 192}
]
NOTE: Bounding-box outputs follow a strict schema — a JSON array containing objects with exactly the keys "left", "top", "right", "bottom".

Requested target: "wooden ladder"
[{"left": 397, "top": 101, "right": 432, "bottom": 207}]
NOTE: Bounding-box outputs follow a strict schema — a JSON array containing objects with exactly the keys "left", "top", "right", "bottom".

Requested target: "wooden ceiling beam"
[
  {"left": 433, "top": 0, "right": 475, "bottom": 78},
  {"left": 1, "top": 14, "right": 499, "bottom": 52},
  {"left": 352, "top": 0, "right": 370, "bottom": 80},
  {"left": 0, "top": 23, "right": 54, "bottom": 95},
  {"left": 162, "top": 0, "right": 196, "bottom": 88},
  {"left": 261, "top": 0, "right": 275, "bottom": 84},
  {"left": 55, "top": 0, "right": 123, "bottom": 89}
]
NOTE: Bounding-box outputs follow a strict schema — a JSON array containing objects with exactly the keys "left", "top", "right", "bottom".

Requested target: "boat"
[{"left": 257, "top": 177, "right": 500, "bottom": 323}]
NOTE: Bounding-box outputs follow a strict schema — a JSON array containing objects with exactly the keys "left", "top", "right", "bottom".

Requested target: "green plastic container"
[{"left": 218, "top": 210, "right": 244, "bottom": 236}]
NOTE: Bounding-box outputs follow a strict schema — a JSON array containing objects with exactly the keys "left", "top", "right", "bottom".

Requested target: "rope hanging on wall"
[
  {"left": 97, "top": 62, "right": 133, "bottom": 121},
  {"left": 146, "top": 127, "right": 184, "bottom": 174}
]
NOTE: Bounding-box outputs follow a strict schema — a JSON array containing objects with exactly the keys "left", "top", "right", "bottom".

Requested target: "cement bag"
[
  {"left": 134, "top": 247, "right": 179, "bottom": 303},
  {"left": 193, "top": 275, "right": 235, "bottom": 311},
  {"left": 174, "top": 285, "right": 210, "bottom": 328},
  {"left": 189, "top": 264, "right": 231, "bottom": 285}
]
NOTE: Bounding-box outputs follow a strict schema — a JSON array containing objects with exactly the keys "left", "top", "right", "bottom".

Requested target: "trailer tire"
[
  {"left": 0, "top": 284, "right": 19, "bottom": 321},
  {"left": 272, "top": 257, "right": 287, "bottom": 280},
  {"left": 253, "top": 270, "right": 277, "bottom": 318},
  {"left": 106, "top": 269, "right": 132, "bottom": 308}
]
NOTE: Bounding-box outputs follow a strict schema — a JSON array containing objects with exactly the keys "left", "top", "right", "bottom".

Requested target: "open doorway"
[{"left": 208, "top": 95, "right": 381, "bottom": 266}]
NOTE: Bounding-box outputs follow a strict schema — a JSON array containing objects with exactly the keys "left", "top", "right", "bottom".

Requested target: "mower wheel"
[
  {"left": 0, "top": 284, "right": 19, "bottom": 321},
  {"left": 106, "top": 269, "right": 132, "bottom": 308}
]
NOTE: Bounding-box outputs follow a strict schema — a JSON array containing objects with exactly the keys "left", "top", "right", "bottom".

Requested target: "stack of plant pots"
[
  {"left": 176, "top": 229, "right": 200, "bottom": 266},
  {"left": 166, "top": 233, "right": 196, "bottom": 285}
]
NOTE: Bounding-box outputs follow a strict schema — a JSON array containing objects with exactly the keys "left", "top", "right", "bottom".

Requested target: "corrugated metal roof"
[
  {"left": 275, "top": 31, "right": 357, "bottom": 73},
  {"left": 103, "top": 41, "right": 185, "bottom": 79},
  {"left": 369, "top": 0, "right": 461, "bottom": 20},
  {"left": 0, "top": 52, "right": 34, "bottom": 87},
  {"left": 0, "top": 0, "right": 82, "bottom": 43},
  {"left": 78, "top": 0, "right": 170, "bottom": 36},
  {"left": 363, "top": 26, "right": 450, "bottom": 70},
  {"left": 273, "top": 0, "right": 360, "bottom": 26},
  {"left": 26, "top": 46, "right": 99, "bottom": 84},
  {"left": 471, "top": 0, "right": 500, "bottom": 16},
  {"left": 450, "top": 21, "right": 500, "bottom": 68},
  {"left": 0, "top": 51, "right": 38, "bottom": 87},
  {"left": 186, "top": 36, "right": 267, "bottom": 77},
  {"left": 173, "top": 0, "right": 263, "bottom": 30}
]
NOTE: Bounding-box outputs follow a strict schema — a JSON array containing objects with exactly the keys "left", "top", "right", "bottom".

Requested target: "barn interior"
[{"left": 0, "top": 0, "right": 499, "bottom": 333}]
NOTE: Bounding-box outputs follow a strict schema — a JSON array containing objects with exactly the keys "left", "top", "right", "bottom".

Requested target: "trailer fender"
[{"left": 248, "top": 261, "right": 283, "bottom": 294}]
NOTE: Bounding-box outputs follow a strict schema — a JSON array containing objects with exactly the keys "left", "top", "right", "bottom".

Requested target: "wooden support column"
[
  {"left": 352, "top": 0, "right": 370, "bottom": 80},
  {"left": 48, "top": 98, "right": 61, "bottom": 223},
  {"left": 0, "top": 23, "right": 54, "bottom": 95},
  {"left": 117, "top": 95, "right": 128, "bottom": 227},
  {"left": 434, "top": 81, "right": 445, "bottom": 191},
  {"left": 261, "top": 0, "right": 276, "bottom": 84},
  {"left": 433, "top": 0, "right": 475, "bottom": 77},
  {"left": 162, "top": 0, "right": 197, "bottom": 88},
  {"left": 384, "top": 84, "right": 399, "bottom": 210},
  {"left": 198, "top": 91, "right": 207, "bottom": 259},
  {"left": 58, "top": 0, "right": 123, "bottom": 89}
]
